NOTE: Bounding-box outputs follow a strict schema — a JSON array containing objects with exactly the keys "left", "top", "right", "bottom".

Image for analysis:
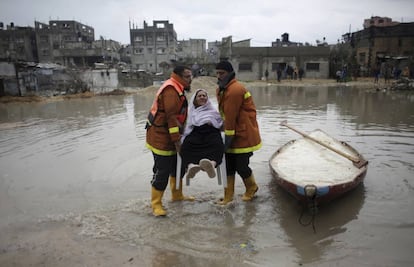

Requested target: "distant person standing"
[
  {"left": 298, "top": 67, "right": 304, "bottom": 80},
  {"left": 336, "top": 70, "right": 342, "bottom": 82},
  {"left": 286, "top": 65, "right": 294, "bottom": 79},
  {"left": 264, "top": 69, "right": 269, "bottom": 81},
  {"left": 373, "top": 66, "right": 380, "bottom": 84},
  {"left": 293, "top": 66, "right": 298, "bottom": 80},
  {"left": 402, "top": 66, "right": 410, "bottom": 77},
  {"left": 277, "top": 67, "right": 282, "bottom": 82},
  {"left": 341, "top": 65, "right": 348, "bottom": 82},
  {"left": 384, "top": 65, "right": 391, "bottom": 84},
  {"left": 215, "top": 61, "right": 262, "bottom": 205},
  {"left": 145, "top": 65, "right": 193, "bottom": 217}
]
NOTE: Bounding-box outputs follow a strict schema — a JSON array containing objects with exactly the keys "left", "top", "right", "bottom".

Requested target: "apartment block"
[
  {"left": 346, "top": 21, "right": 414, "bottom": 72},
  {"left": 0, "top": 22, "right": 38, "bottom": 62},
  {"left": 129, "top": 20, "right": 177, "bottom": 73},
  {"left": 35, "top": 20, "right": 96, "bottom": 66},
  {"left": 177, "top": 38, "right": 206, "bottom": 62},
  {"left": 363, "top": 16, "right": 399, "bottom": 29}
]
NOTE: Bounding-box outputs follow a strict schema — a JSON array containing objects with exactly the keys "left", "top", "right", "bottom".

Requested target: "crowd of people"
[
  {"left": 145, "top": 61, "right": 262, "bottom": 216},
  {"left": 274, "top": 65, "right": 305, "bottom": 82},
  {"left": 373, "top": 64, "right": 412, "bottom": 84}
]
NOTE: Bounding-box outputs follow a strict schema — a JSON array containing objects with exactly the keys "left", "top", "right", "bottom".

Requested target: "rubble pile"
[{"left": 390, "top": 77, "right": 414, "bottom": 90}]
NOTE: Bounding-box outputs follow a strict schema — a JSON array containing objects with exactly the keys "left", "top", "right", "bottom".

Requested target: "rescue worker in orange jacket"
[
  {"left": 145, "top": 65, "right": 193, "bottom": 216},
  {"left": 215, "top": 61, "right": 262, "bottom": 205}
]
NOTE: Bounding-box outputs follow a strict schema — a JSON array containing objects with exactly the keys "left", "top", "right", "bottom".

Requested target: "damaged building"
[
  {"left": 219, "top": 35, "right": 330, "bottom": 80},
  {"left": 0, "top": 61, "right": 89, "bottom": 96}
]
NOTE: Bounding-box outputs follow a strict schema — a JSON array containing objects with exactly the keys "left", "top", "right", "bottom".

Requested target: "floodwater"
[{"left": 1, "top": 84, "right": 414, "bottom": 266}]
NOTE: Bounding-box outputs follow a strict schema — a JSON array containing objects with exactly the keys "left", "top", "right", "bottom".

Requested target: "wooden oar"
[{"left": 280, "top": 120, "right": 368, "bottom": 168}]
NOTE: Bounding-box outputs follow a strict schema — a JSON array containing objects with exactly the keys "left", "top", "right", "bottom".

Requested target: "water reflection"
[
  {"left": 0, "top": 95, "right": 148, "bottom": 226},
  {"left": 252, "top": 85, "right": 414, "bottom": 127},
  {"left": 268, "top": 178, "right": 365, "bottom": 264}
]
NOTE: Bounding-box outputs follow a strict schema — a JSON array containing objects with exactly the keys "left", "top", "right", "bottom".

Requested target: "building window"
[
  {"left": 239, "top": 63, "right": 252, "bottom": 71},
  {"left": 148, "top": 48, "right": 153, "bottom": 54},
  {"left": 358, "top": 53, "right": 366, "bottom": 64},
  {"left": 62, "top": 23, "right": 71, "bottom": 29},
  {"left": 155, "top": 23, "right": 165, "bottom": 29},
  {"left": 134, "top": 48, "right": 143, "bottom": 54},
  {"left": 157, "top": 35, "right": 165, "bottom": 41},
  {"left": 134, "top": 36, "right": 143, "bottom": 42},
  {"left": 272, "top": 62, "right": 286, "bottom": 71},
  {"left": 306, "top": 63, "right": 320, "bottom": 71},
  {"left": 157, "top": 48, "right": 165, "bottom": 54},
  {"left": 146, "top": 36, "right": 154, "bottom": 45},
  {"left": 40, "top": 35, "right": 49, "bottom": 43}
]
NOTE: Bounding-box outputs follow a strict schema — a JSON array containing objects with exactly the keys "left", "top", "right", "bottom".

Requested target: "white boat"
[{"left": 269, "top": 121, "right": 368, "bottom": 205}]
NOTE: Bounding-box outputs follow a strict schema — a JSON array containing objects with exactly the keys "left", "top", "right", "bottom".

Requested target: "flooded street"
[{"left": 1, "top": 83, "right": 414, "bottom": 266}]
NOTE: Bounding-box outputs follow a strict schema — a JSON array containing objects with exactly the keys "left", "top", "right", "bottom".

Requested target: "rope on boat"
[{"left": 298, "top": 186, "right": 318, "bottom": 233}]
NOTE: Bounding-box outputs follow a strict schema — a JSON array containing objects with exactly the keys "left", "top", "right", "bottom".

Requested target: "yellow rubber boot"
[
  {"left": 170, "top": 176, "right": 195, "bottom": 202},
  {"left": 242, "top": 174, "right": 259, "bottom": 201},
  {"left": 151, "top": 187, "right": 167, "bottom": 217},
  {"left": 217, "top": 176, "right": 235, "bottom": 205}
]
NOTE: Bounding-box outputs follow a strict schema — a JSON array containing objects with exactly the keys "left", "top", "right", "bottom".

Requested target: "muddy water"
[{"left": 1, "top": 85, "right": 413, "bottom": 266}]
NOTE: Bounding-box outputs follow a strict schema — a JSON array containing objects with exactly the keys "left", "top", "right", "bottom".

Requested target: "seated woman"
[{"left": 180, "top": 88, "right": 224, "bottom": 179}]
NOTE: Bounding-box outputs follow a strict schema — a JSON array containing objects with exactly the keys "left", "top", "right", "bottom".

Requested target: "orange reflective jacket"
[
  {"left": 217, "top": 79, "right": 262, "bottom": 154},
  {"left": 146, "top": 77, "right": 188, "bottom": 156},
  {"left": 146, "top": 79, "right": 187, "bottom": 128}
]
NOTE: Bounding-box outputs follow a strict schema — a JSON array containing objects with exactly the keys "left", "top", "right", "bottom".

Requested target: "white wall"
[{"left": 81, "top": 69, "right": 119, "bottom": 92}]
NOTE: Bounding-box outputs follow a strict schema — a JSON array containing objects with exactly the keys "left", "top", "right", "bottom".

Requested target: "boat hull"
[{"left": 269, "top": 129, "right": 368, "bottom": 205}]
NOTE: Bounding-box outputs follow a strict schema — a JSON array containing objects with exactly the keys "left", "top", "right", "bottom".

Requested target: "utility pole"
[{"left": 10, "top": 27, "right": 22, "bottom": 96}]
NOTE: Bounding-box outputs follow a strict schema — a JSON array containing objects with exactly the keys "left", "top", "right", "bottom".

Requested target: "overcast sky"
[{"left": 1, "top": 0, "right": 413, "bottom": 47}]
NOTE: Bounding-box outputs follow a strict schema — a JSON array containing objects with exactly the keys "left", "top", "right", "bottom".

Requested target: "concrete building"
[
  {"left": 177, "top": 38, "right": 206, "bottom": 62},
  {"left": 207, "top": 40, "right": 221, "bottom": 64},
  {"left": 34, "top": 20, "right": 118, "bottom": 67},
  {"left": 363, "top": 16, "right": 399, "bottom": 29},
  {"left": 0, "top": 22, "right": 38, "bottom": 62},
  {"left": 35, "top": 20, "right": 94, "bottom": 64},
  {"left": 92, "top": 38, "right": 121, "bottom": 65},
  {"left": 218, "top": 36, "right": 330, "bottom": 81},
  {"left": 0, "top": 20, "right": 121, "bottom": 68},
  {"left": 344, "top": 21, "right": 414, "bottom": 74},
  {"left": 129, "top": 20, "right": 177, "bottom": 73},
  {"left": 230, "top": 46, "right": 330, "bottom": 81},
  {"left": 271, "top": 33, "right": 303, "bottom": 47}
]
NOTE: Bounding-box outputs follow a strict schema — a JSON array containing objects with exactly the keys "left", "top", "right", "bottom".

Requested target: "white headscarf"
[{"left": 181, "top": 89, "right": 223, "bottom": 142}]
